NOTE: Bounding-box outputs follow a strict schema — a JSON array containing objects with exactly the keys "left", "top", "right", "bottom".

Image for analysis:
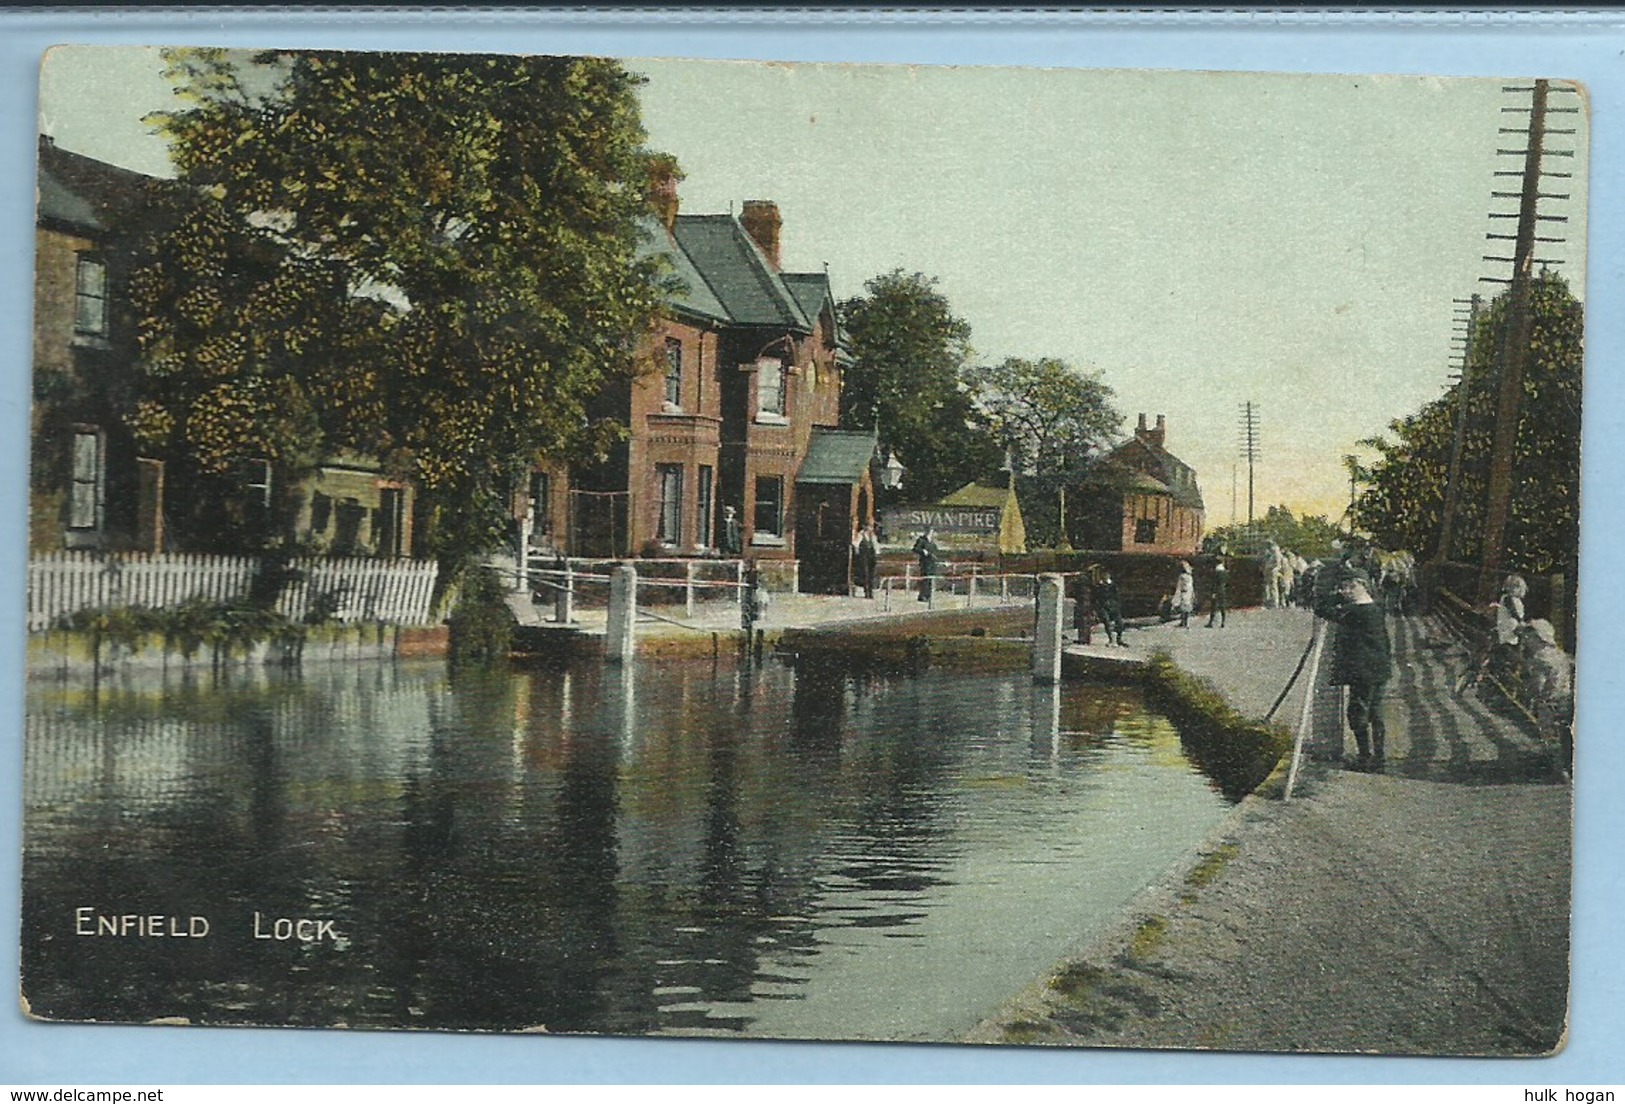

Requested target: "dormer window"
[
  {"left": 75, "top": 255, "right": 107, "bottom": 336},
  {"left": 664, "top": 338, "right": 683, "bottom": 409}
]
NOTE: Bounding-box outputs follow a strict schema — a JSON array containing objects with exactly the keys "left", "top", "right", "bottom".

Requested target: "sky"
[{"left": 37, "top": 46, "right": 1589, "bottom": 525}]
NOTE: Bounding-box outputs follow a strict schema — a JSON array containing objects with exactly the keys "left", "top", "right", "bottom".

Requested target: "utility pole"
[
  {"left": 1477, "top": 79, "right": 1575, "bottom": 601},
  {"left": 1435, "top": 294, "right": 1481, "bottom": 565},
  {"left": 1344, "top": 454, "right": 1359, "bottom": 537},
  {"left": 1237, "top": 402, "right": 1260, "bottom": 534}
]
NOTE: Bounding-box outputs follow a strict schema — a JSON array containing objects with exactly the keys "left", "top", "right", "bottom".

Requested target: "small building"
[
  {"left": 1072, "top": 414, "right": 1205, "bottom": 554},
  {"left": 794, "top": 428, "right": 879, "bottom": 593},
  {"left": 293, "top": 452, "right": 416, "bottom": 558},
  {"left": 881, "top": 480, "right": 1026, "bottom": 555}
]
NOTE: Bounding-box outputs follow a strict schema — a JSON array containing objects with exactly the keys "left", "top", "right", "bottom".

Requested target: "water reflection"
[{"left": 24, "top": 657, "right": 1229, "bottom": 1040}]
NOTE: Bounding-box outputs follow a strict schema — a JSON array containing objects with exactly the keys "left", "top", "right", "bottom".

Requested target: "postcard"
[{"left": 23, "top": 46, "right": 1582, "bottom": 1056}]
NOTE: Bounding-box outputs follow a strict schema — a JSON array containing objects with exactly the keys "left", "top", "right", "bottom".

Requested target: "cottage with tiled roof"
[{"left": 1072, "top": 414, "right": 1206, "bottom": 554}]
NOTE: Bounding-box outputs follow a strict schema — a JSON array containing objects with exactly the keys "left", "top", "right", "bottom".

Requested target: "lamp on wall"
[{"left": 880, "top": 451, "right": 906, "bottom": 491}]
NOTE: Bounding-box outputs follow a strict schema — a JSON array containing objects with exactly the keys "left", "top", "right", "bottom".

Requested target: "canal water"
[{"left": 22, "top": 657, "right": 1233, "bottom": 1042}]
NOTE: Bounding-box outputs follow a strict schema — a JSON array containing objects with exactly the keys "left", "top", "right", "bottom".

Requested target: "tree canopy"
[
  {"left": 966, "top": 356, "right": 1120, "bottom": 548},
  {"left": 1351, "top": 272, "right": 1582, "bottom": 576},
  {"left": 967, "top": 356, "right": 1120, "bottom": 483},
  {"left": 836, "top": 270, "right": 1000, "bottom": 501},
  {"left": 133, "top": 48, "right": 671, "bottom": 569}
]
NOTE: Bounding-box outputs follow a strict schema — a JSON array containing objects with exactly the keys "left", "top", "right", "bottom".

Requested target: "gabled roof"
[
  {"left": 782, "top": 270, "right": 851, "bottom": 354},
  {"left": 37, "top": 166, "right": 104, "bottom": 233},
  {"left": 796, "top": 428, "right": 877, "bottom": 485},
  {"left": 37, "top": 137, "right": 165, "bottom": 231},
  {"left": 670, "top": 214, "right": 812, "bottom": 332},
  {"left": 1095, "top": 435, "right": 1205, "bottom": 510},
  {"left": 637, "top": 219, "right": 729, "bottom": 324},
  {"left": 781, "top": 272, "right": 832, "bottom": 328}
]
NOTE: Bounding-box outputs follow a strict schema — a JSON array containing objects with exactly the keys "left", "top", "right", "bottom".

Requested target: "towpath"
[{"left": 973, "top": 605, "right": 1572, "bottom": 1056}]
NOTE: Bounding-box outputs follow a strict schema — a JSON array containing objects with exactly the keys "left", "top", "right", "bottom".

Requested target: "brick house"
[
  {"left": 545, "top": 193, "right": 876, "bottom": 592},
  {"left": 31, "top": 138, "right": 160, "bottom": 553},
  {"left": 31, "top": 139, "right": 416, "bottom": 559},
  {"left": 1072, "top": 414, "right": 1205, "bottom": 554}
]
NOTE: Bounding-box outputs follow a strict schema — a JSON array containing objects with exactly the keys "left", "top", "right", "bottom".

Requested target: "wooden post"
[
  {"left": 1032, "top": 573, "right": 1064, "bottom": 684},
  {"left": 1480, "top": 79, "right": 1549, "bottom": 602},
  {"left": 606, "top": 564, "right": 636, "bottom": 664}
]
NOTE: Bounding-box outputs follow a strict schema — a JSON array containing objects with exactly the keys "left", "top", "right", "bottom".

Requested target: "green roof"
[
  {"left": 796, "top": 429, "right": 877, "bottom": 485},
  {"left": 638, "top": 219, "right": 729, "bottom": 323},
  {"left": 671, "top": 215, "right": 812, "bottom": 331}
]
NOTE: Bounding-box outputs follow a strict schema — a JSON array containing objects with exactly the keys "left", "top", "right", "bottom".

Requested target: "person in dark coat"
[
  {"left": 912, "top": 527, "right": 940, "bottom": 602},
  {"left": 1331, "top": 576, "right": 1392, "bottom": 771},
  {"left": 853, "top": 526, "right": 879, "bottom": 599},
  {"left": 1092, "top": 567, "right": 1127, "bottom": 647},
  {"left": 1204, "top": 559, "right": 1229, "bottom": 628},
  {"left": 721, "top": 505, "right": 743, "bottom": 557}
]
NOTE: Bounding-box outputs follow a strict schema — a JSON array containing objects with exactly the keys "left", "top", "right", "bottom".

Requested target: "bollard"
[
  {"left": 554, "top": 559, "right": 574, "bottom": 624},
  {"left": 1032, "top": 573, "right": 1064, "bottom": 684},
  {"left": 685, "top": 560, "right": 697, "bottom": 619},
  {"left": 606, "top": 564, "right": 637, "bottom": 664}
]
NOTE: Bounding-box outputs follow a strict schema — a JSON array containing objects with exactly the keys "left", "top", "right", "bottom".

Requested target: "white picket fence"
[{"left": 27, "top": 552, "right": 440, "bottom": 632}]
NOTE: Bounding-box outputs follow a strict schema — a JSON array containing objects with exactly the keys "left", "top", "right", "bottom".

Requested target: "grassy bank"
[{"left": 1142, "top": 650, "right": 1293, "bottom": 802}]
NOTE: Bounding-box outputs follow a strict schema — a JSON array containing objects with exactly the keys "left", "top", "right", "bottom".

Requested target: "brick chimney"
[
  {"left": 1135, "top": 413, "right": 1167, "bottom": 450},
  {"left": 740, "top": 200, "right": 782, "bottom": 270},
  {"left": 646, "top": 156, "right": 682, "bottom": 234}
]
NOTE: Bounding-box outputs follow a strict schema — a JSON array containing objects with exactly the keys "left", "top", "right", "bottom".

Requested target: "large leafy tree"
[
  {"left": 837, "top": 270, "right": 1000, "bottom": 501},
  {"left": 966, "top": 356, "right": 1121, "bottom": 547},
  {"left": 133, "top": 48, "right": 671, "bottom": 570},
  {"left": 1352, "top": 272, "right": 1582, "bottom": 576}
]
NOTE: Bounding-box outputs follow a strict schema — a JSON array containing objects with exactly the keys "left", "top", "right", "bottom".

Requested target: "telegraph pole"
[
  {"left": 1477, "top": 79, "right": 1575, "bottom": 601},
  {"left": 1237, "top": 402, "right": 1260, "bottom": 534},
  {"left": 1435, "top": 294, "right": 1481, "bottom": 565}
]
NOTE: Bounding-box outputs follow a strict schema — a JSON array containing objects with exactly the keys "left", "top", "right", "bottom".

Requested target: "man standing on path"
[
  {"left": 913, "top": 527, "right": 940, "bottom": 603},
  {"left": 1205, "top": 558, "right": 1229, "bottom": 628},
  {"left": 853, "top": 526, "right": 879, "bottom": 599},
  {"left": 1331, "top": 576, "right": 1392, "bottom": 771},
  {"left": 1092, "top": 566, "right": 1127, "bottom": 647}
]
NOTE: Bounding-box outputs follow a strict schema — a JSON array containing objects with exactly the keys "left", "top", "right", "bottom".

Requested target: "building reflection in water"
[{"left": 23, "top": 655, "right": 1229, "bottom": 1037}]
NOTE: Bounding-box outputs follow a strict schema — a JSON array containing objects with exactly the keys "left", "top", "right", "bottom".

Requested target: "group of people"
[
  {"left": 1487, "top": 571, "right": 1575, "bottom": 766},
  {"left": 846, "top": 523, "right": 935, "bottom": 603},
  {"left": 1162, "top": 557, "right": 1230, "bottom": 629}
]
